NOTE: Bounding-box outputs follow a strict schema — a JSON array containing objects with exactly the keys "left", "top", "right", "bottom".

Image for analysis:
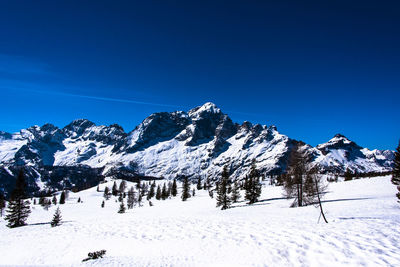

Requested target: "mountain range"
[{"left": 0, "top": 102, "right": 394, "bottom": 196}]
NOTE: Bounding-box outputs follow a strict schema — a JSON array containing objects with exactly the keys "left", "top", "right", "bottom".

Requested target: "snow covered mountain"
[{"left": 0, "top": 102, "right": 394, "bottom": 196}]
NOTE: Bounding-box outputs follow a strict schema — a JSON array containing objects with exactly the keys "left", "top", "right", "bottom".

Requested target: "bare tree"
[{"left": 283, "top": 144, "right": 328, "bottom": 209}]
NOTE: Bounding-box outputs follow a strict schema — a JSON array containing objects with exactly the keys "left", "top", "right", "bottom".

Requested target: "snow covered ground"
[{"left": 1, "top": 176, "right": 399, "bottom": 266}]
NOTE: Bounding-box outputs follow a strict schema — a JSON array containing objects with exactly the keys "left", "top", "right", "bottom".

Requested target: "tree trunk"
[{"left": 315, "top": 178, "right": 328, "bottom": 223}]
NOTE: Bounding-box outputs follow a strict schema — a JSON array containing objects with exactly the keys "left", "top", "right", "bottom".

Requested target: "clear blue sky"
[{"left": 0, "top": 0, "right": 399, "bottom": 150}]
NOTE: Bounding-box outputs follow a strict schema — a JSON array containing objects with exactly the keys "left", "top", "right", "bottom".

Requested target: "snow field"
[{"left": 0, "top": 176, "right": 400, "bottom": 266}]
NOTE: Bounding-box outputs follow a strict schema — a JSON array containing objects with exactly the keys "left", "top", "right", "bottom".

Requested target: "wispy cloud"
[
  {"left": 2, "top": 85, "right": 181, "bottom": 109},
  {"left": 51, "top": 91, "right": 182, "bottom": 108}
]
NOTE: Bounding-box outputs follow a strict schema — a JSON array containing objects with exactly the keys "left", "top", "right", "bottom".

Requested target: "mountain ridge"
[{"left": 0, "top": 102, "right": 394, "bottom": 196}]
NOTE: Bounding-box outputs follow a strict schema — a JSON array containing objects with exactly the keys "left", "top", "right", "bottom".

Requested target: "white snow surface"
[{"left": 1, "top": 176, "right": 399, "bottom": 266}]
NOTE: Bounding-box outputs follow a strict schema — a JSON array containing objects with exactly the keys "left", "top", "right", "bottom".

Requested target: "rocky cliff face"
[{"left": 0, "top": 102, "right": 394, "bottom": 196}]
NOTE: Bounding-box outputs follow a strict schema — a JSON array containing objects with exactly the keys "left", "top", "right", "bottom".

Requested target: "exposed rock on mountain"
[{"left": 0, "top": 102, "right": 394, "bottom": 196}]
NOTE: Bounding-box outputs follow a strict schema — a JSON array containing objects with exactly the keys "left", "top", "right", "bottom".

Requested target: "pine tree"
[
  {"left": 112, "top": 181, "right": 118, "bottom": 196},
  {"left": 392, "top": 140, "right": 400, "bottom": 201},
  {"left": 127, "top": 187, "right": 136, "bottom": 209},
  {"left": 245, "top": 160, "right": 262, "bottom": 204},
  {"left": 0, "top": 191, "right": 6, "bottom": 217},
  {"left": 344, "top": 168, "right": 353, "bottom": 181},
  {"left": 119, "top": 180, "right": 126, "bottom": 193},
  {"left": 171, "top": 178, "right": 178, "bottom": 197},
  {"left": 59, "top": 191, "right": 66, "bottom": 204},
  {"left": 118, "top": 200, "right": 126, "bottom": 214},
  {"left": 103, "top": 186, "right": 110, "bottom": 200},
  {"left": 52, "top": 195, "right": 57, "bottom": 205},
  {"left": 50, "top": 207, "right": 62, "bottom": 227},
  {"left": 161, "top": 183, "right": 168, "bottom": 200},
  {"left": 156, "top": 185, "right": 162, "bottom": 200},
  {"left": 39, "top": 196, "right": 45, "bottom": 205},
  {"left": 181, "top": 176, "right": 191, "bottom": 201},
  {"left": 196, "top": 177, "right": 202, "bottom": 190},
  {"left": 43, "top": 198, "right": 51, "bottom": 210},
  {"left": 137, "top": 194, "right": 142, "bottom": 207},
  {"left": 216, "top": 165, "right": 231, "bottom": 210},
  {"left": 230, "top": 181, "right": 241, "bottom": 203},
  {"left": 147, "top": 181, "right": 156, "bottom": 200},
  {"left": 5, "top": 169, "right": 31, "bottom": 228},
  {"left": 141, "top": 183, "right": 148, "bottom": 197},
  {"left": 101, "top": 200, "right": 105, "bottom": 208},
  {"left": 166, "top": 182, "right": 172, "bottom": 198}
]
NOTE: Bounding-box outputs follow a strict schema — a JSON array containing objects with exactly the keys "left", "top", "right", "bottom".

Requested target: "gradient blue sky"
[{"left": 0, "top": 0, "right": 399, "bottom": 149}]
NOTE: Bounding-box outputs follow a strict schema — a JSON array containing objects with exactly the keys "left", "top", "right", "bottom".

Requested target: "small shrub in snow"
[
  {"left": 82, "top": 250, "right": 106, "bottom": 262},
  {"left": 118, "top": 200, "right": 126, "bottom": 214}
]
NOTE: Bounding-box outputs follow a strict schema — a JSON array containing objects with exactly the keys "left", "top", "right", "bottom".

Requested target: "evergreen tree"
[
  {"left": 118, "top": 200, "right": 126, "bottom": 214},
  {"left": 181, "top": 176, "right": 191, "bottom": 201},
  {"left": 196, "top": 177, "right": 202, "bottom": 190},
  {"left": 39, "top": 196, "right": 45, "bottom": 205},
  {"left": 171, "top": 178, "right": 178, "bottom": 197},
  {"left": 243, "top": 175, "right": 249, "bottom": 191},
  {"left": 344, "top": 168, "right": 353, "bottom": 181},
  {"left": 103, "top": 186, "right": 110, "bottom": 200},
  {"left": 52, "top": 195, "right": 57, "bottom": 205},
  {"left": 43, "top": 198, "right": 51, "bottom": 211},
  {"left": 147, "top": 181, "right": 156, "bottom": 200},
  {"left": 166, "top": 182, "right": 172, "bottom": 198},
  {"left": 119, "top": 180, "right": 127, "bottom": 193},
  {"left": 112, "top": 181, "right": 118, "bottom": 196},
  {"left": 59, "top": 191, "right": 66, "bottom": 204},
  {"left": 156, "top": 185, "right": 162, "bottom": 200},
  {"left": 141, "top": 183, "right": 148, "bottom": 197},
  {"left": 245, "top": 160, "right": 262, "bottom": 204},
  {"left": 101, "top": 200, "right": 105, "bottom": 208},
  {"left": 216, "top": 165, "right": 231, "bottom": 210},
  {"left": 127, "top": 187, "right": 136, "bottom": 209},
  {"left": 5, "top": 169, "right": 31, "bottom": 228},
  {"left": 230, "top": 181, "right": 241, "bottom": 203},
  {"left": 392, "top": 140, "right": 400, "bottom": 201},
  {"left": 137, "top": 194, "right": 142, "bottom": 207},
  {"left": 50, "top": 207, "right": 62, "bottom": 227},
  {"left": 0, "top": 191, "right": 5, "bottom": 217},
  {"left": 161, "top": 183, "right": 168, "bottom": 200}
]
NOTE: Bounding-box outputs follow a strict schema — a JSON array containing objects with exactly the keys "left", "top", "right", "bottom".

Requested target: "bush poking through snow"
[{"left": 82, "top": 250, "right": 106, "bottom": 262}]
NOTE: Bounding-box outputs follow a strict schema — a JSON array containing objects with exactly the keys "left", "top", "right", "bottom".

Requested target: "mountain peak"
[
  {"left": 330, "top": 133, "right": 352, "bottom": 144},
  {"left": 188, "top": 102, "right": 222, "bottom": 119},
  {"left": 333, "top": 133, "right": 347, "bottom": 139}
]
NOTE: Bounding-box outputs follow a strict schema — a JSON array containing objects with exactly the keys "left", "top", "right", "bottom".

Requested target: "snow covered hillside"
[
  {"left": 0, "top": 103, "right": 394, "bottom": 196},
  {"left": 1, "top": 176, "right": 399, "bottom": 266}
]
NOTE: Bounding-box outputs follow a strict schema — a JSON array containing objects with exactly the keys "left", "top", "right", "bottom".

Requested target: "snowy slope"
[
  {"left": 0, "top": 176, "right": 399, "bottom": 266},
  {"left": 315, "top": 134, "right": 394, "bottom": 173}
]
